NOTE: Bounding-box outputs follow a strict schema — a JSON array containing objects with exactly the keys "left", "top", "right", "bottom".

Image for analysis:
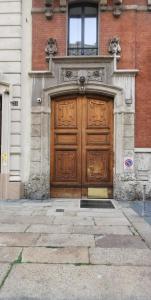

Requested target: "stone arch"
[{"left": 42, "top": 82, "right": 125, "bottom": 198}]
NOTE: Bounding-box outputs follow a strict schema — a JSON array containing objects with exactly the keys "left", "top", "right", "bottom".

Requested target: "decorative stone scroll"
[
  {"left": 108, "top": 37, "right": 121, "bottom": 55},
  {"left": 62, "top": 68, "right": 105, "bottom": 83}
]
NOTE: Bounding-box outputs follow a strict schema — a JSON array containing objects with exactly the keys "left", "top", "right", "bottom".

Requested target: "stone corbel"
[
  {"left": 45, "top": 0, "right": 54, "bottom": 19},
  {"left": 147, "top": 0, "right": 151, "bottom": 10},
  {"left": 113, "top": 0, "right": 122, "bottom": 17},
  {"left": 99, "top": 0, "right": 108, "bottom": 11},
  {"left": 108, "top": 37, "right": 121, "bottom": 56},
  {"left": 45, "top": 38, "right": 58, "bottom": 72},
  {"left": 60, "top": 0, "right": 67, "bottom": 12}
]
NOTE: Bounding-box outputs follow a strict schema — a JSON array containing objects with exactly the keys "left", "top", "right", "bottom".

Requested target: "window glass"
[
  {"left": 69, "top": 18, "right": 82, "bottom": 48},
  {"left": 84, "top": 6, "right": 97, "bottom": 16},
  {"left": 69, "top": 6, "right": 82, "bottom": 16},
  {"left": 68, "top": 3, "right": 98, "bottom": 56},
  {"left": 84, "top": 18, "right": 97, "bottom": 48}
]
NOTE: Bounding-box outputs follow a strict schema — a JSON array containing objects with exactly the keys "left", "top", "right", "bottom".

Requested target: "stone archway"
[{"left": 27, "top": 81, "right": 126, "bottom": 199}]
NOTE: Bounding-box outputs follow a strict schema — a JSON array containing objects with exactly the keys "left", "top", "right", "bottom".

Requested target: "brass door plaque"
[{"left": 88, "top": 188, "right": 108, "bottom": 199}]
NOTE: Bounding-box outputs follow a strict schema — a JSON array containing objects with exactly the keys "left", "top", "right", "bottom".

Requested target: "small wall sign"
[
  {"left": 124, "top": 157, "right": 134, "bottom": 170},
  {"left": 2, "top": 153, "right": 8, "bottom": 166}
]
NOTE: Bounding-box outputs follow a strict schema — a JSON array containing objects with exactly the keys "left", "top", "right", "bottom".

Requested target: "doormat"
[{"left": 80, "top": 200, "right": 115, "bottom": 209}]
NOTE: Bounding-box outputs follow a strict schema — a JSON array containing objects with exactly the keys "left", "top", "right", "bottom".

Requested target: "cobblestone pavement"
[{"left": 0, "top": 198, "right": 151, "bottom": 300}]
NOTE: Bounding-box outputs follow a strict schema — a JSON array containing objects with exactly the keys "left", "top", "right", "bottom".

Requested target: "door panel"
[
  {"left": 50, "top": 96, "right": 113, "bottom": 198},
  {"left": 82, "top": 97, "right": 113, "bottom": 191},
  {"left": 51, "top": 97, "right": 82, "bottom": 198}
]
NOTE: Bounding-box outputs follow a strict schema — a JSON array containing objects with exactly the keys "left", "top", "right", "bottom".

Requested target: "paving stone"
[
  {"left": 0, "top": 264, "right": 151, "bottom": 300},
  {"left": 0, "top": 223, "right": 28, "bottom": 233},
  {"left": 0, "top": 215, "right": 54, "bottom": 225},
  {"left": 130, "top": 222, "right": 151, "bottom": 248},
  {"left": 53, "top": 216, "right": 94, "bottom": 226},
  {"left": 22, "top": 247, "right": 89, "bottom": 264},
  {"left": 0, "top": 247, "right": 22, "bottom": 263},
  {"left": 36, "top": 234, "right": 95, "bottom": 247},
  {"left": 0, "top": 233, "right": 40, "bottom": 247},
  {"left": 95, "top": 234, "right": 147, "bottom": 248},
  {"left": 72, "top": 225, "right": 132, "bottom": 235},
  {"left": 77, "top": 211, "right": 124, "bottom": 218},
  {"left": 0, "top": 263, "right": 10, "bottom": 286},
  {"left": 94, "top": 217, "right": 130, "bottom": 226},
  {"left": 89, "top": 248, "right": 151, "bottom": 266},
  {"left": 123, "top": 209, "right": 151, "bottom": 247},
  {"left": 27, "top": 224, "right": 73, "bottom": 234},
  {"left": 122, "top": 208, "right": 139, "bottom": 216}
]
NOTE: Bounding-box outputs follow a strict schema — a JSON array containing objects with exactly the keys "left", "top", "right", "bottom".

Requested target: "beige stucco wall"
[{"left": 0, "top": 0, "right": 22, "bottom": 199}]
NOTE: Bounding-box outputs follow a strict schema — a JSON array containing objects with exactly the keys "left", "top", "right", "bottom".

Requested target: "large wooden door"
[{"left": 50, "top": 96, "right": 113, "bottom": 198}]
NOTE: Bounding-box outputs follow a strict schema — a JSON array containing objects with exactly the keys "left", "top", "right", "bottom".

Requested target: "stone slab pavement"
[{"left": 0, "top": 199, "right": 151, "bottom": 299}]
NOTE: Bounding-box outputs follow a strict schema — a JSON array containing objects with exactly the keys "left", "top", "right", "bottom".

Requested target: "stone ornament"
[
  {"left": 45, "top": 0, "right": 53, "bottom": 19},
  {"left": 45, "top": 38, "right": 58, "bottom": 71},
  {"left": 62, "top": 68, "right": 105, "bottom": 83},
  {"left": 45, "top": 38, "right": 58, "bottom": 60},
  {"left": 113, "top": 0, "right": 122, "bottom": 4},
  {"left": 60, "top": 0, "right": 67, "bottom": 12},
  {"left": 113, "top": 0, "right": 122, "bottom": 16},
  {"left": 108, "top": 37, "right": 121, "bottom": 55}
]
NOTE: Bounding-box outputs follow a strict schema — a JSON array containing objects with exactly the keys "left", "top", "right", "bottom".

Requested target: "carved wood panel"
[
  {"left": 55, "top": 150, "right": 77, "bottom": 181},
  {"left": 55, "top": 100, "right": 77, "bottom": 128},
  {"left": 87, "top": 99, "right": 108, "bottom": 128},
  {"left": 87, "top": 150, "right": 110, "bottom": 182}
]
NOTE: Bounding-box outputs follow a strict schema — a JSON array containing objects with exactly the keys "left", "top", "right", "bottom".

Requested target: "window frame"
[{"left": 68, "top": 2, "right": 98, "bottom": 56}]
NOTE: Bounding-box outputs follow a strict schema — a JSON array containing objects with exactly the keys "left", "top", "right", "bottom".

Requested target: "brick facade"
[{"left": 32, "top": 0, "right": 151, "bottom": 148}]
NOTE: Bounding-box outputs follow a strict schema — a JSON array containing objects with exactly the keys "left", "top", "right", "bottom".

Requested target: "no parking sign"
[{"left": 124, "top": 157, "right": 134, "bottom": 170}]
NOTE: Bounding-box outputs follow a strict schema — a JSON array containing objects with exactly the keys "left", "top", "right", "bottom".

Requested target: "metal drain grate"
[
  {"left": 80, "top": 200, "right": 115, "bottom": 209},
  {"left": 56, "top": 209, "right": 64, "bottom": 212}
]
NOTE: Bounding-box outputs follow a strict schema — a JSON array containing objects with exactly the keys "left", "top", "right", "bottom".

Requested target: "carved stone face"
[{"left": 108, "top": 37, "right": 121, "bottom": 55}]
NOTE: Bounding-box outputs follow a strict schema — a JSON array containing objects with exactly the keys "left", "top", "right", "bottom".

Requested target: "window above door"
[{"left": 68, "top": 3, "right": 98, "bottom": 56}]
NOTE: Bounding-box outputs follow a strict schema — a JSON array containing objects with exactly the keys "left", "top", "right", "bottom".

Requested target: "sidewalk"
[{"left": 0, "top": 198, "right": 151, "bottom": 300}]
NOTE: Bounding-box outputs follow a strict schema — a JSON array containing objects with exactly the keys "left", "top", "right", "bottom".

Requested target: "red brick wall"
[
  {"left": 32, "top": 14, "right": 66, "bottom": 70},
  {"left": 32, "top": 1, "right": 151, "bottom": 147}
]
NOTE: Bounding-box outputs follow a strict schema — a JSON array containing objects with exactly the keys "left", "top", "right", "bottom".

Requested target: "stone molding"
[
  {"left": 31, "top": 5, "right": 151, "bottom": 14},
  {"left": 135, "top": 148, "right": 151, "bottom": 153}
]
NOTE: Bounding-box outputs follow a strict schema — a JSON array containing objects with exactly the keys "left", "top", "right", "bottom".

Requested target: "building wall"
[
  {"left": 28, "top": 0, "right": 151, "bottom": 200},
  {"left": 32, "top": 0, "right": 151, "bottom": 148},
  {"left": 0, "top": 0, "right": 22, "bottom": 199}
]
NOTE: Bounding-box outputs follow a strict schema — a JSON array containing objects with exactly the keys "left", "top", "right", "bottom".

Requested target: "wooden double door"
[{"left": 50, "top": 95, "right": 113, "bottom": 198}]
